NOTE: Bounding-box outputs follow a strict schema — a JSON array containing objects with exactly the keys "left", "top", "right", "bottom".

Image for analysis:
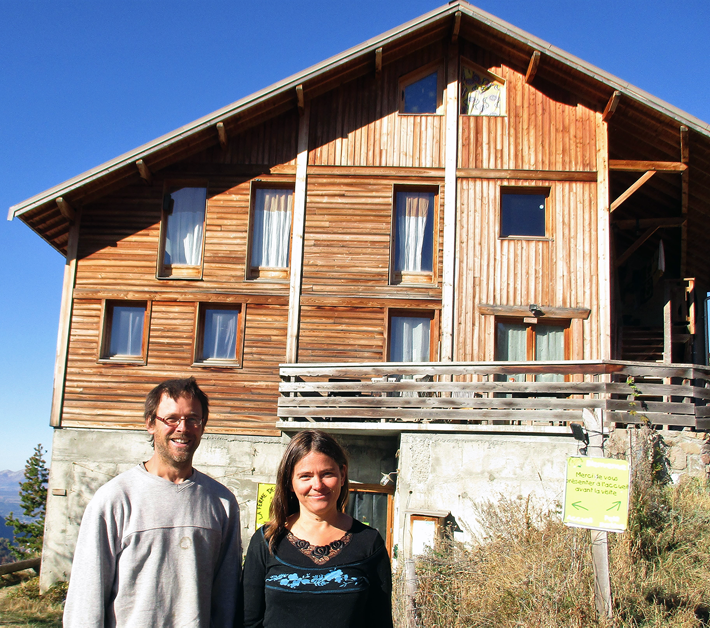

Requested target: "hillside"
[{"left": 0, "top": 470, "right": 23, "bottom": 541}]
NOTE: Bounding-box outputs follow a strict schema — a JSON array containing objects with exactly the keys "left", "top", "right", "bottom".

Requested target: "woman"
[{"left": 243, "top": 429, "right": 393, "bottom": 628}]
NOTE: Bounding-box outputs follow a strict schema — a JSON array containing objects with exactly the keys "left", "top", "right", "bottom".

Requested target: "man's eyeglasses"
[{"left": 155, "top": 415, "right": 203, "bottom": 429}]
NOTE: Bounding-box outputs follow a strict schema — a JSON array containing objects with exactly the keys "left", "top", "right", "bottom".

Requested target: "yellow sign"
[
  {"left": 563, "top": 456, "right": 630, "bottom": 533},
  {"left": 255, "top": 483, "right": 276, "bottom": 529}
]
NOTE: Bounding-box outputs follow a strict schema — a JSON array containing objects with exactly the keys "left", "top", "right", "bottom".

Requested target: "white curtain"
[
  {"left": 496, "top": 322, "right": 527, "bottom": 382},
  {"left": 251, "top": 189, "right": 293, "bottom": 268},
  {"left": 202, "top": 309, "right": 238, "bottom": 360},
  {"left": 396, "top": 192, "right": 433, "bottom": 272},
  {"left": 109, "top": 305, "right": 144, "bottom": 356},
  {"left": 164, "top": 187, "right": 206, "bottom": 266},
  {"left": 535, "top": 325, "right": 564, "bottom": 382},
  {"left": 390, "top": 316, "right": 430, "bottom": 362}
]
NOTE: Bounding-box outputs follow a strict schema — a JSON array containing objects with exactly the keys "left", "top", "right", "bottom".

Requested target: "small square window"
[
  {"left": 247, "top": 187, "right": 293, "bottom": 280},
  {"left": 391, "top": 188, "right": 437, "bottom": 285},
  {"left": 387, "top": 310, "right": 437, "bottom": 362},
  {"left": 194, "top": 304, "right": 244, "bottom": 367},
  {"left": 100, "top": 301, "right": 150, "bottom": 363},
  {"left": 158, "top": 184, "right": 207, "bottom": 279},
  {"left": 399, "top": 64, "right": 444, "bottom": 115},
  {"left": 460, "top": 62, "right": 506, "bottom": 116},
  {"left": 500, "top": 190, "right": 548, "bottom": 238}
]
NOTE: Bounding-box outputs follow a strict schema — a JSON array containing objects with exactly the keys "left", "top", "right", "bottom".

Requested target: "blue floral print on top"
[{"left": 266, "top": 568, "right": 363, "bottom": 590}]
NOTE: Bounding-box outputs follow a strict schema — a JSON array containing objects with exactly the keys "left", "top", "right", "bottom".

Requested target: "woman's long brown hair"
[{"left": 264, "top": 430, "right": 349, "bottom": 553}]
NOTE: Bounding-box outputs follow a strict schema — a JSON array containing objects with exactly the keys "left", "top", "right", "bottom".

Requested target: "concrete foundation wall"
[
  {"left": 393, "top": 432, "right": 580, "bottom": 558},
  {"left": 40, "top": 427, "right": 397, "bottom": 589}
]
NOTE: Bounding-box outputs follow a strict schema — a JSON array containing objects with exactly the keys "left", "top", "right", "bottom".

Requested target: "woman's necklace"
[{"left": 286, "top": 529, "right": 353, "bottom": 565}]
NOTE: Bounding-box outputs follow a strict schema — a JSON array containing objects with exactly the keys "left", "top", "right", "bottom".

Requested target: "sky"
[{"left": 1, "top": 0, "right": 709, "bottom": 471}]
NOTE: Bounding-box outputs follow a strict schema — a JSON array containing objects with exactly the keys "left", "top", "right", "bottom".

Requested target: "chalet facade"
[{"left": 10, "top": 2, "right": 710, "bottom": 588}]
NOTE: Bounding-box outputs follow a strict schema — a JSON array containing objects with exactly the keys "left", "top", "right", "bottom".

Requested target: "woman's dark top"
[{"left": 242, "top": 519, "right": 393, "bottom": 628}]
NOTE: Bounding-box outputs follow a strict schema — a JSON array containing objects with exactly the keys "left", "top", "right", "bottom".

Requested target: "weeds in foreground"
[
  {"left": 396, "top": 427, "right": 710, "bottom": 628},
  {"left": 0, "top": 576, "right": 66, "bottom": 627}
]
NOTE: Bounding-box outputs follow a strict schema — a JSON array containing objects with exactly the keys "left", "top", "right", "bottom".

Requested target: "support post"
[
  {"left": 405, "top": 557, "right": 418, "bottom": 628},
  {"left": 583, "top": 408, "right": 613, "bottom": 621},
  {"left": 596, "top": 113, "right": 611, "bottom": 360},
  {"left": 50, "top": 214, "right": 81, "bottom": 427},
  {"left": 440, "top": 41, "right": 459, "bottom": 362},
  {"left": 285, "top": 104, "right": 309, "bottom": 364}
]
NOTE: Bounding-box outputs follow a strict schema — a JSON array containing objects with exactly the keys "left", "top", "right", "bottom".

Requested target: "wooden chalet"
[{"left": 9, "top": 1, "right": 710, "bottom": 581}]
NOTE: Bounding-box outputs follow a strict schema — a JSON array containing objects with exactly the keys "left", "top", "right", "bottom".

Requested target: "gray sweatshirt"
[{"left": 63, "top": 464, "right": 242, "bottom": 628}]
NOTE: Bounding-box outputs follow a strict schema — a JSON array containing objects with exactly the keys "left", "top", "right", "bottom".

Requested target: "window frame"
[
  {"left": 245, "top": 181, "right": 295, "bottom": 281},
  {"left": 494, "top": 316, "right": 570, "bottom": 380},
  {"left": 192, "top": 302, "right": 246, "bottom": 368},
  {"left": 460, "top": 58, "right": 506, "bottom": 117},
  {"left": 499, "top": 186, "right": 551, "bottom": 240},
  {"left": 157, "top": 180, "right": 208, "bottom": 280},
  {"left": 398, "top": 61, "right": 445, "bottom": 116},
  {"left": 385, "top": 308, "right": 439, "bottom": 362},
  {"left": 98, "top": 300, "right": 151, "bottom": 365},
  {"left": 389, "top": 185, "right": 440, "bottom": 286}
]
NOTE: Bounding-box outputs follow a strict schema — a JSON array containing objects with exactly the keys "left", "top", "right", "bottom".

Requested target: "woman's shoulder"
[{"left": 349, "top": 518, "right": 386, "bottom": 550}]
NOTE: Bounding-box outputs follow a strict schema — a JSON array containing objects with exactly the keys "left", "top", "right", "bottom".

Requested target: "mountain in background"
[{"left": 0, "top": 470, "right": 23, "bottom": 541}]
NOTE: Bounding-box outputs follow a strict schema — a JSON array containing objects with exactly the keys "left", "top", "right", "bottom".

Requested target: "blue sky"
[{"left": 1, "top": 0, "right": 709, "bottom": 471}]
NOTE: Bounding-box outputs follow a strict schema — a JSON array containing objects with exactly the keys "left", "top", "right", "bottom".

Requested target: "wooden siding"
[
  {"left": 302, "top": 175, "right": 444, "bottom": 298},
  {"left": 455, "top": 178, "right": 599, "bottom": 362},
  {"left": 458, "top": 45, "right": 598, "bottom": 171},
  {"left": 309, "top": 44, "right": 448, "bottom": 168},
  {"left": 62, "top": 299, "right": 286, "bottom": 434},
  {"left": 298, "top": 306, "right": 386, "bottom": 363}
]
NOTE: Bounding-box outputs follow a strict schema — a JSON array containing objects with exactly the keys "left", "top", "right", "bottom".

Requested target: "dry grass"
[
  {"left": 395, "top": 432, "right": 710, "bottom": 628},
  {"left": 0, "top": 575, "right": 65, "bottom": 627}
]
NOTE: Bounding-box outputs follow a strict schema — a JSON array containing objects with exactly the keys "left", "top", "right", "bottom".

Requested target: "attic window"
[
  {"left": 460, "top": 61, "right": 505, "bottom": 116},
  {"left": 399, "top": 63, "right": 444, "bottom": 115},
  {"left": 158, "top": 183, "right": 207, "bottom": 279}
]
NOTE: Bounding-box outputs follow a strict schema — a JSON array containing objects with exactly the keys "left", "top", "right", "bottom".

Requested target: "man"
[{"left": 64, "top": 377, "right": 242, "bottom": 627}]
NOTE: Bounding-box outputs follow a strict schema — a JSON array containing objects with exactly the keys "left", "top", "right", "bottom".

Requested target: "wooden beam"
[
  {"left": 296, "top": 84, "right": 305, "bottom": 117},
  {"left": 597, "top": 112, "right": 612, "bottom": 360},
  {"left": 216, "top": 122, "right": 228, "bottom": 150},
  {"left": 478, "top": 304, "right": 591, "bottom": 319},
  {"left": 50, "top": 214, "right": 81, "bottom": 427},
  {"left": 55, "top": 197, "right": 75, "bottom": 222},
  {"left": 615, "top": 225, "right": 660, "bottom": 267},
  {"left": 285, "top": 103, "right": 309, "bottom": 364},
  {"left": 680, "top": 126, "right": 689, "bottom": 276},
  {"left": 525, "top": 51, "right": 541, "bottom": 84},
  {"left": 451, "top": 11, "right": 461, "bottom": 43},
  {"left": 457, "top": 168, "right": 596, "bottom": 182},
  {"left": 680, "top": 126, "right": 689, "bottom": 164},
  {"left": 610, "top": 170, "right": 655, "bottom": 212},
  {"left": 440, "top": 41, "right": 459, "bottom": 362},
  {"left": 135, "top": 159, "right": 152, "bottom": 185},
  {"left": 375, "top": 47, "right": 382, "bottom": 79},
  {"left": 609, "top": 160, "right": 687, "bottom": 172},
  {"left": 602, "top": 91, "right": 621, "bottom": 122},
  {"left": 613, "top": 217, "right": 685, "bottom": 229}
]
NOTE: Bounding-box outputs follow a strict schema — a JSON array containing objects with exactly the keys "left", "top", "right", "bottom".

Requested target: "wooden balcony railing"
[{"left": 278, "top": 360, "right": 710, "bottom": 430}]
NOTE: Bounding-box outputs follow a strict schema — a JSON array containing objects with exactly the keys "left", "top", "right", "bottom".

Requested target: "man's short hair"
[{"left": 145, "top": 377, "right": 209, "bottom": 426}]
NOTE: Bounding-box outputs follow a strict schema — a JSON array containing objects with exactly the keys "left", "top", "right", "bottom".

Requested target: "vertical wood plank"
[
  {"left": 286, "top": 105, "right": 310, "bottom": 364},
  {"left": 50, "top": 214, "right": 81, "bottom": 427},
  {"left": 596, "top": 113, "right": 611, "bottom": 360},
  {"left": 441, "top": 42, "right": 459, "bottom": 362}
]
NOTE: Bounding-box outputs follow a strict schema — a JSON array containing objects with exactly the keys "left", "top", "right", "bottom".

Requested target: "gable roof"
[{"left": 9, "top": 0, "right": 710, "bottom": 256}]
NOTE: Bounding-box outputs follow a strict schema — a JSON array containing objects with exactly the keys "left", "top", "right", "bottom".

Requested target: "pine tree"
[{"left": 4, "top": 444, "right": 49, "bottom": 559}]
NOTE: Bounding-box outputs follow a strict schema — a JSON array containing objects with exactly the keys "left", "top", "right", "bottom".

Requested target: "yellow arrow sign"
[{"left": 563, "top": 456, "right": 630, "bottom": 533}]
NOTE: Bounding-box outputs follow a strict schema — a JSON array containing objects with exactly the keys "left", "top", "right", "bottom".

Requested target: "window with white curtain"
[
  {"left": 392, "top": 190, "right": 436, "bottom": 284},
  {"left": 496, "top": 319, "right": 566, "bottom": 382},
  {"left": 101, "top": 301, "right": 148, "bottom": 362},
  {"left": 195, "top": 305, "right": 243, "bottom": 366},
  {"left": 389, "top": 314, "right": 431, "bottom": 362},
  {"left": 249, "top": 188, "right": 293, "bottom": 278},
  {"left": 163, "top": 187, "right": 206, "bottom": 265}
]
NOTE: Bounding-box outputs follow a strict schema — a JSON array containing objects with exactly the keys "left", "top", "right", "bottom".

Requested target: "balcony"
[{"left": 278, "top": 360, "right": 710, "bottom": 434}]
